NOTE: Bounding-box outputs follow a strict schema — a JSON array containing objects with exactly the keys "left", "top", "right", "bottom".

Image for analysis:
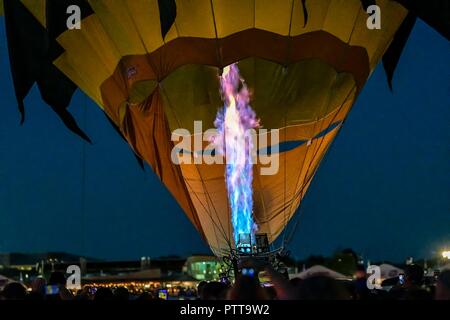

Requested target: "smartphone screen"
[
  {"left": 46, "top": 285, "right": 60, "bottom": 295},
  {"left": 158, "top": 289, "right": 168, "bottom": 300}
]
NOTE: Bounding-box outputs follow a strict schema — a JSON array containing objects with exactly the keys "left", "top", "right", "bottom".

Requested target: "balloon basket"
[{"left": 221, "top": 233, "right": 289, "bottom": 280}]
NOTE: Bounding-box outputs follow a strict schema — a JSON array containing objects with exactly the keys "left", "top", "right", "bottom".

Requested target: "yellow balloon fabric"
[{"left": 18, "top": 0, "right": 407, "bottom": 256}]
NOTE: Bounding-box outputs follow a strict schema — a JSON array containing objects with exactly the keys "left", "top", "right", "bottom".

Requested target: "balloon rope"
[{"left": 81, "top": 93, "right": 87, "bottom": 256}]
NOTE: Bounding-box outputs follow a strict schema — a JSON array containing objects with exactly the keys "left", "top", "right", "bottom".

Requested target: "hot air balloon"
[{"left": 2, "top": 0, "right": 448, "bottom": 260}]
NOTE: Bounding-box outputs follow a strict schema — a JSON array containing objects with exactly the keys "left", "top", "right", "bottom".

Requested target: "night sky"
[{"left": 0, "top": 19, "right": 449, "bottom": 262}]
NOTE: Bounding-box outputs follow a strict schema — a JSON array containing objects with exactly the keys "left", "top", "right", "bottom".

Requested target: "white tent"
[
  {"left": 439, "top": 263, "right": 450, "bottom": 271},
  {"left": 0, "top": 274, "right": 13, "bottom": 290},
  {"left": 289, "top": 265, "right": 348, "bottom": 280},
  {"left": 379, "top": 263, "right": 404, "bottom": 280}
]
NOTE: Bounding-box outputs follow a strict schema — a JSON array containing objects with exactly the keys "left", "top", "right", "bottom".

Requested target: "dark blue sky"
[{"left": 0, "top": 19, "right": 449, "bottom": 262}]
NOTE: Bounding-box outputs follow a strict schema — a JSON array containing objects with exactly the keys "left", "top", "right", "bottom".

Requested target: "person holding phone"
[
  {"left": 158, "top": 289, "right": 168, "bottom": 300},
  {"left": 45, "top": 271, "right": 73, "bottom": 301},
  {"left": 389, "top": 264, "right": 432, "bottom": 300}
]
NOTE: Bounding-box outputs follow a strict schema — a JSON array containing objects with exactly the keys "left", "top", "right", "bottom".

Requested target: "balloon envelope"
[{"left": 4, "top": 0, "right": 408, "bottom": 256}]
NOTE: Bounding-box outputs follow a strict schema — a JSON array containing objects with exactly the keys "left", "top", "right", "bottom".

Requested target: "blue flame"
[
  {"left": 213, "top": 64, "right": 259, "bottom": 246},
  {"left": 226, "top": 151, "right": 255, "bottom": 244}
]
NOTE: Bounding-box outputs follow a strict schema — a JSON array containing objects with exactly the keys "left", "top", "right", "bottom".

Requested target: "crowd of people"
[{"left": 1, "top": 264, "right": 449, "bottom": 301}]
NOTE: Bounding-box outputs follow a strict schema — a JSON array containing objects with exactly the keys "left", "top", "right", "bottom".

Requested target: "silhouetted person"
[
  {"left": 289, "top": 277, "right": 303, "bottom": 288},
  {"left": 390, "top": 264, "right": 431, "bottom": 300},
  {"left": 48, "top": 271, "right": 66, "bottom": 287},
  {"left": 136, "top": 292, "right": 155, "bottom": 301},
  {"left": 227, "top": 275, "right": 269, "bottom": 300},
  {"left": 1, "top": 282, "right": 27, "bottom": 300},
  {"left": 197, "top": 281, "right": 207, "bottom": 300},
  {"left": 202, "top": 281, "right": 228, "bottom": 300},
  {"left": 435, "top": 270, "right": 450, "bottom": 300},
  {"left": 31, "top": 277, "right": 46, "bottom": 295},
  {"left": 46, "top": 271, "right": 67, "bottom": 301},
  {"left": 75, "top": 287, "right": 92, "bottom": 301},
  {"left": 59, "top": 286, "right": 74, "bottom": 300},
  {"left": 354, "top": 264, "right": 370, "bottom": 300},
  {"left": 297, "top": 276, "right": 351, "bottom": 300},
  {"left": 25, "top": 277, "right": 46, "bottom": 300},
  {"left": 404, "top": 264, "right": 424, "bottom": 288},
  {"left": 263, "top": 286, "right": 277, "bottom": 300},
  {"left": 94, "top": 287, "right": 114, "bottom": 301},
  {"left": 114, "top": 287, "right": 130, "bottom": 301},
  {"left": 264, "top": 266, "right": 297, "bottom": 299}
]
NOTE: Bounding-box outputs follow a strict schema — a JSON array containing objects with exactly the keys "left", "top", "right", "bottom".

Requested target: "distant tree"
[
  {"left": 304, "top": 255, "right": 326, "bottom": 268},
  {"left": 342, "top": 248, "right": 358, "bottom": 262},
  {"left": 279, "top": 255, "right": 296, "bottom": 267},
  {"left": 327, "top": 249, "right": 358, "bottom": 276}
]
